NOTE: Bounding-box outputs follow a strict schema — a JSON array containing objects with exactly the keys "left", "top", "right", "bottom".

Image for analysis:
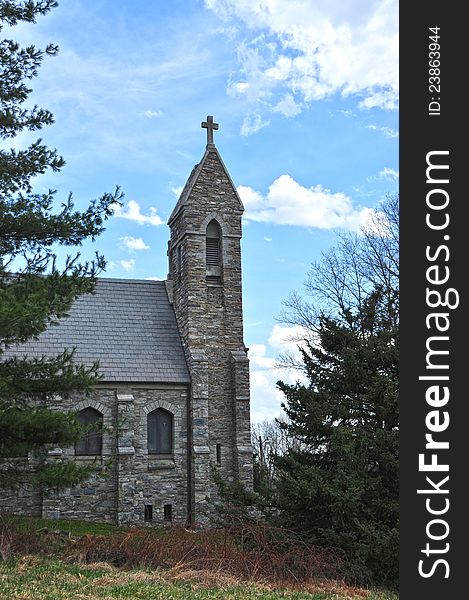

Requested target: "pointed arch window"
[
  {"left": 206, "top": 219, "right": 222, "bottom": 284},
  {"left": 75, "top": 407, "right": 103, "bottom": 456},
  {"left": 147, "top": 408, "right": 173, "bottom": 455}
]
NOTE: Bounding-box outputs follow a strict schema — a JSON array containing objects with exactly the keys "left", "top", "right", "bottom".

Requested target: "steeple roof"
[{"left": 168, "top": 118, "right": 244, "bottom": 225}]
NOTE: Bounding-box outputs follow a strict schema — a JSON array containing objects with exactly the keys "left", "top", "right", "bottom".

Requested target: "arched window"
[
  {"left": 147, "top": 408, "right": 173, "bottom": 455},
  {"left": 75, "top": 407, "right": 103, "bottom": 456},
  {"left": 206, "top": 219, "right": 222, "bottom": 284}
]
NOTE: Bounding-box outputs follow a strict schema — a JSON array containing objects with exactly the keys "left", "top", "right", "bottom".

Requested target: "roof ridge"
[{"left": 96, "top": 277, "right": 166, "bottom": 285}]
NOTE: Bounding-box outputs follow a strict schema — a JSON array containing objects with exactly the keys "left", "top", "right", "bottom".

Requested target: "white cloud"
[
  {"left": 120, "top": 259, "right": 135, "bottom": 272},
  {"left": 379, "top": 167, "right": 399, "bottom": 181},
  {"left": 248, "top": 324, "right": 311, "bottom": 423},
  {"left": 273, "top": 94, "right": 302, "bottom": 117},
  {"left": 206, "top": 0, "right": 398, "bottom": 130},
  {"left": 360, "top": 89, "right": 397, "bottom": 110},
  {"left": 249, "top": 369, "right": 287, "bottom": 423},
  {"left": 248, "top": 342, "right": 288, "bottom": 423},
  {"left": 144, "top": 109, "right": 163, "bottom": 118},
  {"left": 171, "top": 185, "right": 184, "bottom": 198},
  {"left": 268, "top": 324, "right": 312, "bottom": 357},
  {"left": 238, "top": 174, "right": 377, "bottom": 231},
  {"left": 240, "top": 113, "right": 270, "bottom": 136},
  {"left": 120, "top": 236, "right": 151, "bottom": 252},
  {"left": 146, "top": 276, "right": 165, "bottom": 281},
  {"left": 112, "top": 200, "right": 164, "bottom": 226},
  {"left": 249, "top": 343, "right": 276, "bottom": 370},
  {"left": 263, "top": 236, "right": 272, "bottom": 242},
  {"left": 366, "top": 124, "right": 399, "bottom": 138}
]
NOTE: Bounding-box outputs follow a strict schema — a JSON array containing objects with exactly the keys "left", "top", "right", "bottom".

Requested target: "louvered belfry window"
[
  {"left": 206, "top": 237, "right": 219, "bottom": 267},
  {"left": 75, "top": 407, "right": 103, "bottom": 456},
  {"left": 206, "top": 220, "right": 222, "bottom": 284}
]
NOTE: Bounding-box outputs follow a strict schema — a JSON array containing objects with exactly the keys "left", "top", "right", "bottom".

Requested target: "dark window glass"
[
  {"left": 144, "top": 504, "right": 153, "bottom": 522},
  {"left": 164, "top": 504, "right": 172, "bottom": 521},
  {"left": 147, "top": 408, "right": 173, "bottom": 455},
  {"left": 75, "top": 407, "right": 103, "bottom": 456},
  {"left": 206, "top": 220, "right": 220, "bottom": 239},
  {"left": 216, "top": 443, "right": 222, "bottom": 465}
]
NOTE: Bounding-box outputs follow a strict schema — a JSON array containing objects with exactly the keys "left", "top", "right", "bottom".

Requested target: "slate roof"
[{"left": 3, "top": 278, "right": 190, "bottom": 384}]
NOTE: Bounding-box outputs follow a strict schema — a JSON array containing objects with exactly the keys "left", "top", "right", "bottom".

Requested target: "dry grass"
[
  {"left": 66, "top": 524, "right": 350, "bottom": 585},
  {"left": 0, "top": 516, "right": 398, "bottom": 599},
  {"left": 0, "top": 556, "right": 398, "bottom": 600},
  {"left": 164, "top": 566, "right": 373, "bottom": 598}
]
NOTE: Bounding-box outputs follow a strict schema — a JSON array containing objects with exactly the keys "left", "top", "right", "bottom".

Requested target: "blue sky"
[{"left": 6, "top": 0, "right": 398, "bottom": 423}]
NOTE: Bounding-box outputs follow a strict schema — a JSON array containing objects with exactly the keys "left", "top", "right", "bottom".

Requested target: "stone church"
[{"left": 0, "top": 117, "right": 253, "bottom": 527}]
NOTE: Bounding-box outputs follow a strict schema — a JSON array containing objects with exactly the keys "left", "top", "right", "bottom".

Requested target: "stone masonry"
[{"left": 0, "top": 118, "right": 253, "bottom": 526}]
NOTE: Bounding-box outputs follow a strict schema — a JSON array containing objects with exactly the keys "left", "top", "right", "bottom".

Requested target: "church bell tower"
[{"left": 167, "top": 116, "right": 253, "bottom": 524}]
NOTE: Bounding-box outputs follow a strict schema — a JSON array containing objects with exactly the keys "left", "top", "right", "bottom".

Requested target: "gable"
[{"left": 168, "top": 146, "right": 244, "bottom": 225}]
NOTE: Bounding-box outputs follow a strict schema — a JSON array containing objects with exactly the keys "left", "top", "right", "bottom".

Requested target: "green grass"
[
  {"left": 1, "top": 513, "right": 123, "bottom": 536},
  {"left": 0, "top": 557, "right": 398, "bottom": 600}
]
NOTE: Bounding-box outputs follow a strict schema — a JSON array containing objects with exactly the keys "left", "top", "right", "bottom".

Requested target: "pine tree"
[
  {"left": 274, "top": 287, "right": 399, "bottom": 586},
  {"left": 0, "top": 1, "right": 121, "bottom": 489}
]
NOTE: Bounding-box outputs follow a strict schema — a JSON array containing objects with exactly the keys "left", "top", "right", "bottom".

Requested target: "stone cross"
[{"left": 201, "top": 115, "right": 219, "bottom": 145}]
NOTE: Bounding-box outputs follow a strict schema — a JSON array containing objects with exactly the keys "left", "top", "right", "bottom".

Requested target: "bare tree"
[
  {"left": 281, "top": 193, "right": 399, "bottom": 336},
  {"left": 252, "top": 419, "right": 302, "bottom": 475}
]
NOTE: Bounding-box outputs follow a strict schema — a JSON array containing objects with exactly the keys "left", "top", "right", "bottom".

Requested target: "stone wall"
[
  {"left": 0, "top": 477, "right": 42, "bottom": 517},
  {"left": 0, "top": 384, "right": 190, "bottom": 526}
]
